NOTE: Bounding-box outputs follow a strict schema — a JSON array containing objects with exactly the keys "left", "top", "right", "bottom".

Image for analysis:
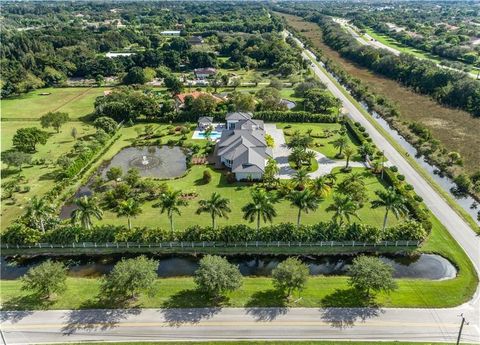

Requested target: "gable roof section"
[{"left": 225, "top": 112, "right": 253, "bottom": 121}]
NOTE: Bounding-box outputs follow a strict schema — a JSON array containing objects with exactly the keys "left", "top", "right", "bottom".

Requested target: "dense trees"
[{"left": 317, "top": 16, "right": 480, "bottom": 117}]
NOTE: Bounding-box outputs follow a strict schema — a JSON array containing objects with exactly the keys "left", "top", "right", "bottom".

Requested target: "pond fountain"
[
  {"left": 102, "top": 146, "right": 187, "bottom": 179},
  {"left": 0, "top": 253, "right": 457, "bottom": 281}
]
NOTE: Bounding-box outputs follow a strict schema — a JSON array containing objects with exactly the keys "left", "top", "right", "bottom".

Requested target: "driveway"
[{"left": 265, "top": 123, "right": 365, "bottom": 179}]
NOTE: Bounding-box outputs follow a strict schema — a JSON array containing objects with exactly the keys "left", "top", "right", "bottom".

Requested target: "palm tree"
[
  {"left": 242, "top": 189, "right": 277, "bottom": 232},
  {"left": 326, "top": 195, "right": 360, "bottom": 226},
  {"left": 343, "top": 145, "right": 355, "bottom": 169},
  {"left": 196, "top": 192, "right": 231, "bottom": 229},
  {"left": 304, "top": 150, "right": 317, "bottom": 167},
  {"left": 27, "top": 196, "right": 55, "bottom": 232},
  {"left": 371, "top": 187, "right": 409, "bottom": 231},
  {"left": 157, "top": 190, "right": 188, "bottom": 234},
  {"left": 332, "top": 135, "right": 348, "bottom": 157},
  {"left": 116, "top": 198, "right": 142, "bottom": 230},
  {"left": 71, "top": 196, "right": 103, "bottom": 230},
  {"left": 311, "top": 176, "right": 332, "bottom": 197},
  {"left": 292, "top": 167, "right": 310, "bottom": 190},
  {"left": 287, "top": 189, "right": 321, "bottom": 227}
]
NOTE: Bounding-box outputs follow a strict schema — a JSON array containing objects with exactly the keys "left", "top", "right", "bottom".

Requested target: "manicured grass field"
[
  {"left": 1, "top": 121, "right": 96, "bottom": 228},
  {"left": 1, "top": 87, "right": 107, "bottom": 120},
  {"left": 97, "top": 164, "right": 393, "bottom": 230},
  {"left": 39, "top": 342, "right": 459, "bottom": 345},
  {"left": 279, "top": 122, "right": 360, "bottom": 160}
]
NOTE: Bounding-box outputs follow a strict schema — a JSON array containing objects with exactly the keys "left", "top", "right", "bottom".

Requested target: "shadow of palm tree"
[
  {"left": 160, "top": 289, "right": 222, "bottom": 326},
  {"left": 320, "top": 288, "right": 383, "bottom": 329},
  {"left": 245, "top": 289, "right": 289, "bottom": 321}
]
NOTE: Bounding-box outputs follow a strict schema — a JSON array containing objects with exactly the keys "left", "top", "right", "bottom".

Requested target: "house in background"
[
  {"left": 189, "top": 36, "right": 204, "bottom": 45},
  {"left": 175, "top": 91, "right": 222, "bottom": 110},
  {"left": 194, "top": 67, "right": 217, "bottom": 79},
  {"left": 161, "top": 30, "right": 181, "bottom": 36},
  {"left": 214, "top": 112, "right": 272, "bottom": 181},
  {"left": 198, "top": 116, "right": 214, "bottom": 130}
]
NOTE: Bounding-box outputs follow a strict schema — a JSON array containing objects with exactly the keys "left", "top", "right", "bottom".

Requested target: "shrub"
[
  {"left": 194, "top": 255, "right": 242, "bottom": 298},
  {"left": 397, "top": 174, "right": 405, "bottom": 181},
  {"left": 203, "top": 170, "right": 212, "bottom": 184},
  {"left": 389, "top": 166, "right": 398, "bottom": 172},
  {"left": 21, "top": 260, "right": 67, "bottom": 299}
]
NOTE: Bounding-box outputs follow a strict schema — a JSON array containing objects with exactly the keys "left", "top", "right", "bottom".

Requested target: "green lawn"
[
  {"left": 279, "top": 122, "right": 361, "bottom": 160},
  {"left": 97, "top": 164, "right": 393, "bottom": 230},
  {"left": 1, "top": 121, "right": 96, "bottom": 228},
  {"left": 1, "top": 87, "right": 108, "bottom": 120}
]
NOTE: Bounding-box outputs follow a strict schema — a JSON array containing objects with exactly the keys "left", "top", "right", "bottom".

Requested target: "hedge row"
[{"left": 2, "top": 221, "right": 427, "bottom": 246}]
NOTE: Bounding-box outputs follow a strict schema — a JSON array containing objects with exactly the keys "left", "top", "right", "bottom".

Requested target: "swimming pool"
[{"left": 192, "top": 130, "right": 223, "bottom": 140}]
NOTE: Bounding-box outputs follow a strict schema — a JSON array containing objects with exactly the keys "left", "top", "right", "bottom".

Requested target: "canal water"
[{"left": 0, "top": 253, "right": 457, "bottom": 281}]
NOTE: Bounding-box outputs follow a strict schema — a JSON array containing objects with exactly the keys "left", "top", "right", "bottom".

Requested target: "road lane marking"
[{"left": 1, "top": 320, "right": 461, "bottom": 330}]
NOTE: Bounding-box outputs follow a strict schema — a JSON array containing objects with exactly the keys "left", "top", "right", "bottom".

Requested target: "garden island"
[{"left": 1, "top": 3, "right": 479, "bottom": 343}]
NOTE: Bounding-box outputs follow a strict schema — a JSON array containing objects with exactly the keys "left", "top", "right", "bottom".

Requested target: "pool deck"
[{"left": 191, "top": 123, "right": 225, "bottom": 141}]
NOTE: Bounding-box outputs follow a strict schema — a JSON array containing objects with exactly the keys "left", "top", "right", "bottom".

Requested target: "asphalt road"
[{"left": 1, "top": 33, "right": 479, "bottom": 345}]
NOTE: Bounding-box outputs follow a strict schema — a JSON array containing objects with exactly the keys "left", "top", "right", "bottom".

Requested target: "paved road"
[
  {"left": 265, "top": 124, "right": 364, "bottom": 179},
  {"left": 1, "top": 32, "right": 480, "bottom": 345},
  {"left": 2, "top": 307, "right": 479, "bottom": 344}
]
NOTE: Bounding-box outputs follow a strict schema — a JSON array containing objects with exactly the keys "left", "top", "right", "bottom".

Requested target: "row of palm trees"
[{"left": 26, "top": 183, "right": 409, "bottom": 235}]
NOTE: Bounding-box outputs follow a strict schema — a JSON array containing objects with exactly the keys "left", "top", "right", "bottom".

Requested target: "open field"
[
  {"left": 1, "top": 121, "right": 96, "bottom": 228},
  {"left": 1, "top": 87, "right": 107, "bottom": 120},
  {"left": 277, "top": 12, "right": 480, "bottom": 174}
]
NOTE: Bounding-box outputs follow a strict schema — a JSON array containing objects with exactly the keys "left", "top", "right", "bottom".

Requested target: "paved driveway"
[{"left": 264, "top": 124, "right": 365, "bottom": 179}]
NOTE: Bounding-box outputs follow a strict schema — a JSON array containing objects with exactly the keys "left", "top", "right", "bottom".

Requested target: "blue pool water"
[{"left": 195, "top": 131, "right": 222, "bottom": 140}]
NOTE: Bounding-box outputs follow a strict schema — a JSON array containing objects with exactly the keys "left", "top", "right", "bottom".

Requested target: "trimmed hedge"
[{"left": 2, "top": 221, "right": 427, "bottom": 245}]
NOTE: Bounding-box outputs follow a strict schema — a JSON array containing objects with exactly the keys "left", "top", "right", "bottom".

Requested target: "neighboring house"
[
  {"left": 194, "top": 68, "right": 217, "bottom": 79},
  {"left": 161, "top": 30, "right": 181, "bottom": 36},
  {"left": 214, "top": 112, "right": 272, "bottom": 181},
  {"left": 175, "top": 91, "right": 223, "bottom": 110},
  {"left": 189, "top": 36, "right": 204, "bottom": 45},
  {"left": 198, "top": 116, "right": 213, "bottom": 130}
]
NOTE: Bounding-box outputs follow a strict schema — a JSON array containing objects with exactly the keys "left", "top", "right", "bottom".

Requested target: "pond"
[
  {"left": 102, "top": 146, "right": 187, "bottom": 179},
  {"left": 0, "top": 253, "right": 456, "bottom": 281}
]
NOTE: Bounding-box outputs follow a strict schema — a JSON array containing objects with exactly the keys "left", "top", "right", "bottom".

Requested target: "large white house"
[{"left": 213, "top": 112, "right": 272, "bottom": 181}]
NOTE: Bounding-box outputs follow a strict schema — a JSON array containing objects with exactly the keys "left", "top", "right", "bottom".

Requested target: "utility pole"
[{"left": 456, "top": 313, "right": 469, "bottom": 345}]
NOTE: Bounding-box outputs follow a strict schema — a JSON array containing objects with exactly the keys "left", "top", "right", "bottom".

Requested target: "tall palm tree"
[
  {"left": 311, "top": 176, "right": 332, "bottom": 197},
  {"left": 27, "top": 196, "right": 55, "bottom": 232},
  {"left": 332, "top": 135, "right": 348, "bottom": 157},
  {"left": 242, "top": 189, "right": 277, "bottom": 232},
  {"left": 326, "top": 195, "right": 360, "bottom": 226},
  {"left": 116, "top": 198, "right": 142, "bottom": 230},
  {"left": 157, "top": 190, "right": 188, "bottom": 234},
  {"left": 287, "top": 189, "right": 321, "bottom": 227},
  {"left": 196, "top": 192, "right": 231, "bottom": 229},
  {"left": 371, "top": 187, "right": 409, "bottom": 231},
  {"left": 71, "top": 196, "right": 103, "bottom": 230},
  {"left": 292, "top": 167, "right": 310, "bottom": 190},
  {"left": 343, "top": 145, "right": 355, "bottom": 169}
]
